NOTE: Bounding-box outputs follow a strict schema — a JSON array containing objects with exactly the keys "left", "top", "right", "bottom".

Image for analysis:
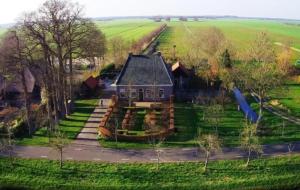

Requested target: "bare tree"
[
  {"left": 17, "top": 0, "right": 106, "bottom": 122},
  {"left": 247, "top": 32, "right": 275, "bottom": 63},
  {"left": 240, "top": 121, "right": 263, "bottom": 167},
  {"left": 50, "top": 131, "right": 68, "bottom": 169},
  {"left": 148, "top": 134, "right": 165, "bottom": 171},
  {"left": 0, "top": 30, "right": 35, "bottom": 135},
  {"left": 196, "top": 133, "right": 221, "bottom": 173},
  {"left": 0, "top": 117, "right": 16, "bottom": 166},
  {"left": 234, "top": 62, "right": 284, "bottom": 122},
  {"left": 110, "top": 36, "right": 128, "bottom": 66},
  {"left": 205, "top": 103, "right": 223, "bottom": 134}
]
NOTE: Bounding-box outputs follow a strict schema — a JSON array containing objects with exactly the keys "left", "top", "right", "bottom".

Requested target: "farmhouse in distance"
[{"left": 115, "top": 52, "right": 174, "bottom": 102}]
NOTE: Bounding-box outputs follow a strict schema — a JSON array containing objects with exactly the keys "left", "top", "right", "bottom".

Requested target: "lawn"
[
  {"left": 17, "top": 99, "right": 98, "bottom": 146},
  {"left": 1, "top": 155, "right": 300, "bottom": 190},
  {"left": 269, "top": 81, "right": 300, "bottom": 118},
  {"left": 157, "top": 19, "right": 300, "bottom": 60},
  {"left": 100, "top": 95, "right": 300, "bottom": 149}
]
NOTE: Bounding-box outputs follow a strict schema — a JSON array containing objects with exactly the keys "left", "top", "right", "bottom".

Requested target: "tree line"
[{"left": 0, "top": 0, "right": 106, "bottom": 135}]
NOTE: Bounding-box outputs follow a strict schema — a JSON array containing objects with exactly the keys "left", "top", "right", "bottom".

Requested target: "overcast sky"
[{"left": 0, "top": 0, "right": 299, "bottom": 24}]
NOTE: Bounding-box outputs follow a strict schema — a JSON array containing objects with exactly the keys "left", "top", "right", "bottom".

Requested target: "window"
[
  {"left": 145, "top": 89, "right": 152, "bottom": 98},
  {"left": 130, "top": 89, "right": 137, "bottom": 98},
  {"left": 120, "top": 88, "right": 126, "bottom": 98},
  {"left": 159, "top": 89, "right": 164, "bottom": 98}
]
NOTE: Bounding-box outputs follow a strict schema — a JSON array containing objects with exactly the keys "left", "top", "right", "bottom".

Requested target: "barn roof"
[
  {"left": 84, "top": 76, "right": 98, "bottom": 89},
  {"left": 115, "top": 53, "right": 173, "bottom": 86},
  {"left": 172, "top": 62, "right": 190, "bottom": 77}
]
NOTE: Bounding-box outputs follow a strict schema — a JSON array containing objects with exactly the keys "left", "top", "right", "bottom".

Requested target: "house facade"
[{"left": 115, "top": 53, "right": 174, "bottom": 102}]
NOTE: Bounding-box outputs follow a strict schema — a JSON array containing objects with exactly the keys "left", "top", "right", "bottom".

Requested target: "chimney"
[{"left": 155, "top": 51, "right": 161, "bottom": 56}]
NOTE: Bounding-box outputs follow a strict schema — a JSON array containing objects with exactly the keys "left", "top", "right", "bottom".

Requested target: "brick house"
[{"left": 115, "top": 52, "right": 173, "bottom": 102}]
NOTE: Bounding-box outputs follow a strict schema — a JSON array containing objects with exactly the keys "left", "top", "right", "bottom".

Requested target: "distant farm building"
[{"left": 172, "top": 61, "right": 191, "bottom": 89}]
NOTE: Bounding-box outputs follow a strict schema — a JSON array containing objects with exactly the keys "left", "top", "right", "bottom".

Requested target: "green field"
[
  {"left": 1, "top": 156, "right": 300, "bottom": 190},
  {"left": 270, "top": 82, "right": 300, "bottom": 118},
  {"left": 0, "top": 27, "right": 6, "bottom": 37},
  {"left": 96, "top": 19, "right": 161, "bottom": 42},
  {"left": 157, "top": 19, "right": 300, "bottom": 60}
]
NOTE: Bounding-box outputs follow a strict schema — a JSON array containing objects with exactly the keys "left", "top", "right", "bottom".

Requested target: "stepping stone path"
[{"left": 72, "top": 99, "right": 110, "bottom": 146}]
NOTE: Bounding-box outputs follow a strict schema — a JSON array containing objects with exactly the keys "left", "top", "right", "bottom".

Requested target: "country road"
[{"left": 1, "top": 142, "right": 300, "bottom": 163}]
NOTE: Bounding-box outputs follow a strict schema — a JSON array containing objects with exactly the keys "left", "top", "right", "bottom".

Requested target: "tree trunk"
[
  {"left": 258, "top": 96, "right": 263, "bottom": 123},
  {"left": 157, "top": 152, "right": 160, "bottom": 171},
  {"left": 21, "top": 69, "right": 32, "bottom": 136},
  {"left": 60, "top": 149, "right": 63, "bottom": 169},
  {"left": 246, "top": 148, "right": 251, "bottom": 167},
  {"left": 69, "top": 53, "right": 74, "bottom": 102},
  {"left": 221, "top": 88, "right": 225, "bottom": 108},
  {"left": 204, "top": 151, "right": 209, "bottom": 172}
]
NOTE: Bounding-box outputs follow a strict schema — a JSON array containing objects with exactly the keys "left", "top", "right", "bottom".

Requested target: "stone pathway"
[{"left": 72, "top": 99, "right": 110, "bottom": 146}]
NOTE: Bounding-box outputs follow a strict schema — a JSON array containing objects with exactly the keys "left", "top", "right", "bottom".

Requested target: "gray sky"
[{"left": 0, "top": 0, "right": 299, "bottom": 24}]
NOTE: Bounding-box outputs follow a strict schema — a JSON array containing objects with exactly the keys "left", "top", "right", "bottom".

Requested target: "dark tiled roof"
[{"left": 116, "top": 54, "right": 173, "bottom": 86}]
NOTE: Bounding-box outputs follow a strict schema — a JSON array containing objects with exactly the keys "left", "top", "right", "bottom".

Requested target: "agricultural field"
[
  {"left": 95, "top": 19, "right": 162, "bottom": 42},
  {"left": 157, "top": 19, "right": 300, "bottom": 61},
  {"left": 0, "top": 27, "right": 6, "bottom": 37}
]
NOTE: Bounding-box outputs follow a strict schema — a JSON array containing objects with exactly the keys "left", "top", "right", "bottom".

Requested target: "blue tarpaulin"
[{"left": 233, "top": 88, "right": 258, "bottom": 123}]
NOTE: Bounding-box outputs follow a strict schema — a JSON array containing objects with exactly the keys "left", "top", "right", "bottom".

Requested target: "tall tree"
[
  {"left": 0, "top": 30, "right": 34, "bottom": 135},
  {"left": 19, "top": 0, "right": 106, "bottom": 122},
  {"left": 239, "top": 62, "right": 284, "bottom": 121},
  {"left": 247, "top": 32, "right": 275, "bottom": 63},
  {"left": 220, "top": 49, "right": 232, "bottom": 68},
  {"left": 110, "top": 36, "right": 128, "bottom": 66}
]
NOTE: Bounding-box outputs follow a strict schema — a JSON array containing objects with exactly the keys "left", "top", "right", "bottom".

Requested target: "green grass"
[
  {"left": 1, "top": 155, "right": 300, "bottom": 190},
  {"left": 157, "top": 19, "right": 300, "bottom": 60},
  {"left": 270, "top": 82, "right": 300, "bottom": 118},
  {"left": 96, "top": 19, "right": 162, "bottom": 42},
  {"left": 100, "top": 97, "right": 300, "bottom": 149},
  {"left": 17, "top": 99, "right": 98, "bottom": 146}
]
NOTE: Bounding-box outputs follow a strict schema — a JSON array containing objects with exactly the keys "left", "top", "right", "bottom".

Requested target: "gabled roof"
[
  {"left": 5, "top": 68, "right": 36, "bottom": 93},
  {"left": 84, "top": 76, "right": 98, "bottom": 89},
  {"left": 116, "top": 53, "right": 173, "bottom": 86},
  {"left": 172, "top": 62, "right": 190, "bottom": 77}
]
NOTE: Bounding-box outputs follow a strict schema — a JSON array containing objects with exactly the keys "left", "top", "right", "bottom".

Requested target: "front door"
[{"left": 138, "top": 89, "right": 144, "bottom": 101}]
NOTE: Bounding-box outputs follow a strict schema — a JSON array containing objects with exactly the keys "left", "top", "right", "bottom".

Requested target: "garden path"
[{"left": 72, "top": 99, "right": 110, "bottom": 146}]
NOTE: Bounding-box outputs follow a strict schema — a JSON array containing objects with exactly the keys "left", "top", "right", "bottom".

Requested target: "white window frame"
[
  {"left": 130, "top": 89, "right": 137, "bottom": 98},
  {"left": 145, "top": 89, "right": 151, "bottom": 98},
  {"left": 120, "top": 88, "right": 126, "bottom": 98}
]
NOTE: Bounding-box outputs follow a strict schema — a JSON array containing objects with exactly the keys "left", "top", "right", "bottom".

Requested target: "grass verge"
[{"left": 0, "top": 155, "right": 300, "bottom": 190}]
